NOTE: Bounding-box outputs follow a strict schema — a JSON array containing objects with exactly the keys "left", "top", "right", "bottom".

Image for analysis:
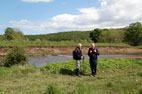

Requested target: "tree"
[
  {"left": 2, "top": 46, "right": 28, "bottom": 67},
  {"left": 124, "top": 22, "right": 142, "bottom": 46},
  {"left": 89, "top": 28, "right": 102, "bottom": 43},
  {"left": 4, "top": 27, "right": 25, "bottom": 41}
]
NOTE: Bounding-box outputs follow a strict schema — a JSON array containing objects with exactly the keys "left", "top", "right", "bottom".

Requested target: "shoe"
[
  {"left": 78, "top": 74, "right": 81, "bottom": 77},
  {"left": 92, "top": 74, "right": 96, "bottom": 77}
]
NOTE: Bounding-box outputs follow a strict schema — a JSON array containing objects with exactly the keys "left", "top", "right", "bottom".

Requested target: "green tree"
[
  {"left": 89, "top": 28, "right": 102, "bottom": 43},
  {"left": 124, "top": 22, "right": 142, "bottom": 46},
  {"left": 4, "top": 27, "right": 25, "bottom": 41}
]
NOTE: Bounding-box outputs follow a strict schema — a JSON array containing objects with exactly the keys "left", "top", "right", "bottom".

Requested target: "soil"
[{"left": 0, "top": 46, "right": 141, "bottom": 58}]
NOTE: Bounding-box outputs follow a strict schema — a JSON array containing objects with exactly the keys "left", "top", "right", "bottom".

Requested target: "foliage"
[
  {"left": 98, "top": 28, "right": 125, "bottom": 43},
  {"left": 25, "top": 31, "right": 92, "bottom": 42},
  {"left": 25, "top": 28, "right": 126, "bottom": 43},
  {"left": 41, "top": 59, "right": 142, "bottom": 74},
  {"left": 1, "top": 46, "right": 28, "bottom": 67},
  {"left": 4, "top": 27, "right": 25, "bottom": 41},
  {"left": 89, "top": 28, "right": 102, "bottom": 43},
  {"left": 124, "top": 22, "right": 142, "bottom": 46}
]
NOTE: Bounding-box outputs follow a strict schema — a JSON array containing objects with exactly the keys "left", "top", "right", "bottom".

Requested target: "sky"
[{"left": 0, "top": 0, "right": 142, "bottom": 35}]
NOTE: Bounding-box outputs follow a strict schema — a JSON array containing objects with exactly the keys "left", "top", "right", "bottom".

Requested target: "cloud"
[
  {"left": 21, "top": 0, "right": 52, "bottom": 3},
  {"left": 10, "top": 0, "right": 142, "bottom": 34}
]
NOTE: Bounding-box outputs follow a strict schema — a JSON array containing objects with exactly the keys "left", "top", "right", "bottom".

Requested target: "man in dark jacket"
[
  {"left": 74, "top": 43, "right": 84, "bottom": 77},
  {"left": 88, "top": 43, "right": 99, "bottom": 76}
]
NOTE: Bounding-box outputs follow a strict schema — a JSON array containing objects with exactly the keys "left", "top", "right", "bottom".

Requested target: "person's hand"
[
  {"left": 94, "top": 50, "right": 96, "bottom": 53},
  {"left": 81, "top": 56, "right": 84, "bottom": 59},
  {"left": 90, "top": 51, "right": 92, "bottom": 53}
]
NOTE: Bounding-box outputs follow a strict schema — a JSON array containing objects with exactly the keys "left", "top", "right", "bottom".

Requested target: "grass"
[
  {"left": 0, "top": 41, "right": 129, "bottom": 47},
  {"left": 0, "top": 58, "right": 142, "bottom": 94}
]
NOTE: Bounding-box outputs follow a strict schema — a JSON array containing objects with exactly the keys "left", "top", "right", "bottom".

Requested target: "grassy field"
[
  {"left": 0, "top": 58, "right": 142, "bottom": 94},
  {"left": 0, "top": 41, "right": 130, "bottom": 47}
]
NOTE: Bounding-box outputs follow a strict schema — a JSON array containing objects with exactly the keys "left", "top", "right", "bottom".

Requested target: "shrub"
[
  {"left": 2, "top": 46, "right": 28, "bottom": 67},
  {"left": 124, "top": 22, "right": 142, "bottom": 46}
]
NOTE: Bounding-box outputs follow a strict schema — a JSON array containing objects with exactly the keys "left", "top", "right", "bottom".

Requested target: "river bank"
[{"left": 0, "top": 46, "right": 141, "bottom": 58}]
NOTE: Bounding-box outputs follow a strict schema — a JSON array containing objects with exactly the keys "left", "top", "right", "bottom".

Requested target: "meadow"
[
  {"left": 0, "top": 58, "right": 142, "bottom": 94},
  {"left": 0, "top": 41, "right": 129, "bottom": 47}
]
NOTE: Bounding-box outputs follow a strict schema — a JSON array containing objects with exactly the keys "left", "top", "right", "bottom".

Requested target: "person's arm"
[
  {"left": 95, "top": 49, "right": 99, "bottom": 55},
  {"left": 88, "top": 48, "right": 92, "bottom": 56},
  {"left": 76, "top": 48, "right": 82, "bottom": 58}
]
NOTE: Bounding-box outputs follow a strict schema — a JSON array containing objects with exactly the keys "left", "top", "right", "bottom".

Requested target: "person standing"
[
  {"left": 73, "top": 43, "right": 84, "bottom": 77},
  {"left": 88, "top": 43, "right": 99, "bottom": 76}
]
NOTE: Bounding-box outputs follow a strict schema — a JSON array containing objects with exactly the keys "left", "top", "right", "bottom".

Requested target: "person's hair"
[
  {"left": 78, "top": 43, "right": 82, "bottom": 47},
  {"left": 91, "top": 43, "right": 95, "bottom": 46}
]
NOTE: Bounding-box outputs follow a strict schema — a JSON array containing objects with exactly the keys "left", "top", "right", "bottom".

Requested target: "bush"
[
  {"left": 90, "top": 28, "right": 102, "bottom": 43},
  {"left": 124, "top": 22, "right": 142, "bottom": 46},
  {"left": 1, "top": 46, "right": 28, "bottom": 67}
]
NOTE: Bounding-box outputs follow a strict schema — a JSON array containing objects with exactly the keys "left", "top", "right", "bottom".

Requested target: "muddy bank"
[
  {"left": 0, "top": 46, "right": 141, "bottom": 58},
  {"left": 26, "top": 46, "right": 142, "bottom": 55}
]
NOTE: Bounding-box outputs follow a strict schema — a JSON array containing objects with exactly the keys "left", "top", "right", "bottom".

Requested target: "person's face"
[{"left": 79, "top": 45, "right": 82, "bottom": 48}]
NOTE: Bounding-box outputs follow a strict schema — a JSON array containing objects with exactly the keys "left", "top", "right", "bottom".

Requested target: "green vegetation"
[
  {"left": 99, "top": 28, "right": 125, "bottom": 43},
  {"left": 90, "top": 28, "right": 102, "bottom": 43},
  {"left": 0, "top": 22, "right": 141, "bottom": 47},
  {"left": 0, "top": 46, "right": 28, "bottom": 67},
  {"left": 25, "top": 31, "right": 92, "bottom": 42},
  {"left": 124, "top": 22, "right": 142, "bottom": 46},
  {"left": 0, "top": 58, "right": 142, "bottom": 94},
  {"left": 4, "top": 27, "right": 25, "bottom": 41},
  {"left": 25, "top": 28, "right": 126, "bottom": 43},
  {"left": 0, "top": 41, "right": 129, "bottom": 47}
]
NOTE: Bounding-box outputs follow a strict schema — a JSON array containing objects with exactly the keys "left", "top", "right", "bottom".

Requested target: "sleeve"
[
  {"left": 95, "top": 49, "right": 100, "bottom": 55},
  {"left": 88, "top": 48, "right": 91, "bottom": 56},
  {"left": 76, "top": 48, "right": 82, "bottom": 58}
]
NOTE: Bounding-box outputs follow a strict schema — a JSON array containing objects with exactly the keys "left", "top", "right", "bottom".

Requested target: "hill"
[{"left": 25, "top": 28, "right": 125, "bottom": 42}]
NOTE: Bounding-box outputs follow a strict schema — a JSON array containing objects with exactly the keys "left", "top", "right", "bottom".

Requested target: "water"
[{"left": 29, "top": 54, "right": 142, "bottom": 67}]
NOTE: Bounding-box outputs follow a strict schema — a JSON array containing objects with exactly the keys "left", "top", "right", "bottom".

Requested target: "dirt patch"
[
  {"left": 26, "top": 46, "right": 142, "bottom": 55},
  {"left": 0, "top": 46, "right": 141, "bottom": 58}
]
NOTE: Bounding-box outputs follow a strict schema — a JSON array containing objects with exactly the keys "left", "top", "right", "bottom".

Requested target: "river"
[{"left": 29, "top": 54, "right": 142, "bottom": 67}]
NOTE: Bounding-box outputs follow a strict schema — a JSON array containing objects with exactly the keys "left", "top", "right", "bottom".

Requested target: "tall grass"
[{"left": 0, "top": 58, "right": 142, "bottom": 94}]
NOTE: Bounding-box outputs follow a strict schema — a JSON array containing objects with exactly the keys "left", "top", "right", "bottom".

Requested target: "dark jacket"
[
  {"left": 88, "top": 47, "right": 99, "bottom": 60},
  {"left": 75, "top": 47, "right": 83, "bottom": 60}
]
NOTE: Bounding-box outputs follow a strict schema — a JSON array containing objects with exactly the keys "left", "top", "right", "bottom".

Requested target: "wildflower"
[{"left": 136, "top": 80, "right": 138, "bottom": 82}]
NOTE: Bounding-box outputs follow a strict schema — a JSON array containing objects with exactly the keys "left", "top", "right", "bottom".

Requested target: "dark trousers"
[{"left": 89, "top": 59, "right": 98, "bottom": 75}]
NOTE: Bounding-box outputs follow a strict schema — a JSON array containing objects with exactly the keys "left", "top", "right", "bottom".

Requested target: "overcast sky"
[{"left": 0, "top": 0, "right": 142, "bottom": 35}]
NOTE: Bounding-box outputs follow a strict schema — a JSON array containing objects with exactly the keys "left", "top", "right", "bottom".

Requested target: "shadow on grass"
[
  {"left": 59, "top": 68, "right": 75, "bottom": 75},
  {"left": 59, "top": 68, "right": 89, "bottom": 76}
]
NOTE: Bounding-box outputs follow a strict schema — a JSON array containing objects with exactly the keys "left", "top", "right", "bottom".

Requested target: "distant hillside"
[
  {"left": 25, "top": 28, "right": 125, "bottom": 42},
  {"left": 25, "top": 31, "right": 92, "bottom": 41}
]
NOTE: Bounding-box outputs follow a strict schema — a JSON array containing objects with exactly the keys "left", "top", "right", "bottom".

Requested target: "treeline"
[
  {"left": 0, "top": 22, "right": 142, "bottom": 46},
  {"left": 25, "top": 31, "right": 92, "bottom": 42},
  {"left": 25, "top": 29, "right": 125, "bottom": 42}
]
